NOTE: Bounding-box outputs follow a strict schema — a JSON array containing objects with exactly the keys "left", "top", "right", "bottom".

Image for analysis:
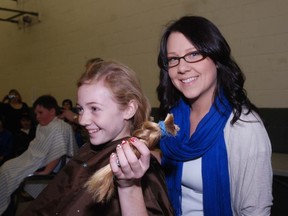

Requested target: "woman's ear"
[{"left": 124, "top": 99, "right": 138, "bottom": 120}]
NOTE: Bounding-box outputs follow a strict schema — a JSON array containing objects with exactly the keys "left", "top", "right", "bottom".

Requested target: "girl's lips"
[{"left": 87, "top": 128, "right": 100, "bottom": 134}]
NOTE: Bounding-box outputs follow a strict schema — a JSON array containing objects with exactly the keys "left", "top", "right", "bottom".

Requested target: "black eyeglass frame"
[{"left": 166, "top": 51, "right": 207, "bottom": 68}]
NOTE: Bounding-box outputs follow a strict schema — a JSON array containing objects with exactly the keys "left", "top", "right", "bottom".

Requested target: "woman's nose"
[{"left": 177, "top": 59, "right": 190, "bottom": 74}]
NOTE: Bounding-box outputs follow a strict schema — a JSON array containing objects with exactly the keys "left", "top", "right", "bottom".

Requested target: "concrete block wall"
[{"left": 0, "top": 0, "right": 287, "bottom": 107}]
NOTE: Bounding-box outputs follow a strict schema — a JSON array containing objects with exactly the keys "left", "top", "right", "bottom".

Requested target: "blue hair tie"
[{"left": 159, "top": 121, "right": 169, "bottom": 137}]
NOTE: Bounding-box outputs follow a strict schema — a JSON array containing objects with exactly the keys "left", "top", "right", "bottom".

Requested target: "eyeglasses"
[
  {"left": 167, "top": 51, "right": 206, "bottom": 68},
  {"left": 8, "top": 94, "right": 17, "bottom": 99}
]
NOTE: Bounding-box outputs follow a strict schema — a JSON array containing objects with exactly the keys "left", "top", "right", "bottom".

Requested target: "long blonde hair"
[{"left": 85, "top": 113, "right": 178, "bottom": 203}]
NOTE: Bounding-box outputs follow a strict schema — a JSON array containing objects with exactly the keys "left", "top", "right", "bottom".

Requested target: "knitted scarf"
[{"left": 160, "top": 95, "right": 233, "bottom": 216}]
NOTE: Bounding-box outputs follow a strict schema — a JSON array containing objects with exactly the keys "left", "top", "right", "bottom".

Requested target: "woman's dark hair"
[
  {"left": 33, "top": 95, "right": 60, "bottom": 114},
  {"left": 6, "top": 89, "right": 22, "bottom": 103},
  {"left": 157, "top": 16, "right": 257, "bottom": 123}
]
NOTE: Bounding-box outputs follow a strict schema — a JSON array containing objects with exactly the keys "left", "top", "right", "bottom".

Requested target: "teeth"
[
  {"left": 182, "top": 77, "right": 197, "bottom": 83},
  {"left": 88, "top": 128, "right": 99, "bottom": 134}
]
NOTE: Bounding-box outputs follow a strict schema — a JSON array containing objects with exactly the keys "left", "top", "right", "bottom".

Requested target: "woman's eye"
[
  {"left": 189, "top": 51, "right": 200, "bottom": 57},
  {"left": 186, "top": 51, "right": 203, "bottom": 61},
  {"left": 168, "top": 57, "right": 178, "bottom": 63}
]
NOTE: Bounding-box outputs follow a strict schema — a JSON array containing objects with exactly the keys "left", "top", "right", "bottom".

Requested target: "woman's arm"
[{"left": 225, "top": 113, "right": 273, "bottom": 215}]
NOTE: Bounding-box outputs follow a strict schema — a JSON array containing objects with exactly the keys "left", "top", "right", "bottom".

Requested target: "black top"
[{"left": 2, "top": 103, "right": 31, "bottom": 133}]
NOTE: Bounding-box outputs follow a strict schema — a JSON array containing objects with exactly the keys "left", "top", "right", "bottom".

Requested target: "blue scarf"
[{"left": 160, "top": 95, "right": 233, "bottom": 216}]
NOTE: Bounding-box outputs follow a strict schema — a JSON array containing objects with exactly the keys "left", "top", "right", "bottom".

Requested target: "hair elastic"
[{"left": 159, "top": 121, "right": 169, "bottom": 137}]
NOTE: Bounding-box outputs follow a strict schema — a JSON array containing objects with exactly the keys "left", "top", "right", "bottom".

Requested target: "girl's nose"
[{"left": 78, "top": 111, "right": 91, "bottom": 127}]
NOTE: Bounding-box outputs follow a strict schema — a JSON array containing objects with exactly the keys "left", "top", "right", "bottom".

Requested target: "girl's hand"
[{"left": 110, "top": 137, "right": 150, "bottom": 188}]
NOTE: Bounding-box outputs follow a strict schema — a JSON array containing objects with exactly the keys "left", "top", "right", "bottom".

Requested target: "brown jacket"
[{"left": 21, "top": 139, "right": 174, "bottom": 216}]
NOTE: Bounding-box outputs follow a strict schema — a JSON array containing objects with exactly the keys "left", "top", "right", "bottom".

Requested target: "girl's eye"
[
  {"left": 91, "top": 106, "right": 99, "bottom": 112},
  {"left": 76, "top": 107, "right": 83, "bottom": 114}
]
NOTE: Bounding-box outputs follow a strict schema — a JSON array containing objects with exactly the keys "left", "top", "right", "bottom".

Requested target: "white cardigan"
[{"left": 224, "top": 110, "right": 273, "bottom": 215}]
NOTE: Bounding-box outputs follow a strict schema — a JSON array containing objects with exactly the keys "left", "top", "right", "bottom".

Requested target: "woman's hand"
[{"left": 110, "top": 137, "right": 150, "bottom": 188}]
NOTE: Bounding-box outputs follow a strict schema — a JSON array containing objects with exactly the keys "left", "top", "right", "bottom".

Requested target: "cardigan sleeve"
[{"left": 224, "top": 111, "right": 273, "bottom": 216}]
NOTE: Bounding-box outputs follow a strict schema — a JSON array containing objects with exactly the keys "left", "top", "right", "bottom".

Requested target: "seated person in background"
[
  {"left": 0, "top": 95, "right": 78, "bottom": 215},
  {"left": 61, "top": 98, "right": 85, "bottom": 148},
  {"left": 13, "top": 114, "right": 36, "bottom": 157},
  {"left": 0, "top": 118, "right": 13, "bottom": 166},
  {"left": 2, "top": 89, "right": 31, "bottom": 134},
  {"left": 62, "top": 98, "right": 74, "bottom": 111}
]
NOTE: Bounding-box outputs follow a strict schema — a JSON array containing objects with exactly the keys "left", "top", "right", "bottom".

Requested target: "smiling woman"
[
  {"left": 83, "top": 15, "right": 273, "bottom": 216},
  {"left": 155, "top": 16, "right": 273, "bottom": 216},
  {"left": 166, "top": 32, "right": 218, "bottom": 113}
]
